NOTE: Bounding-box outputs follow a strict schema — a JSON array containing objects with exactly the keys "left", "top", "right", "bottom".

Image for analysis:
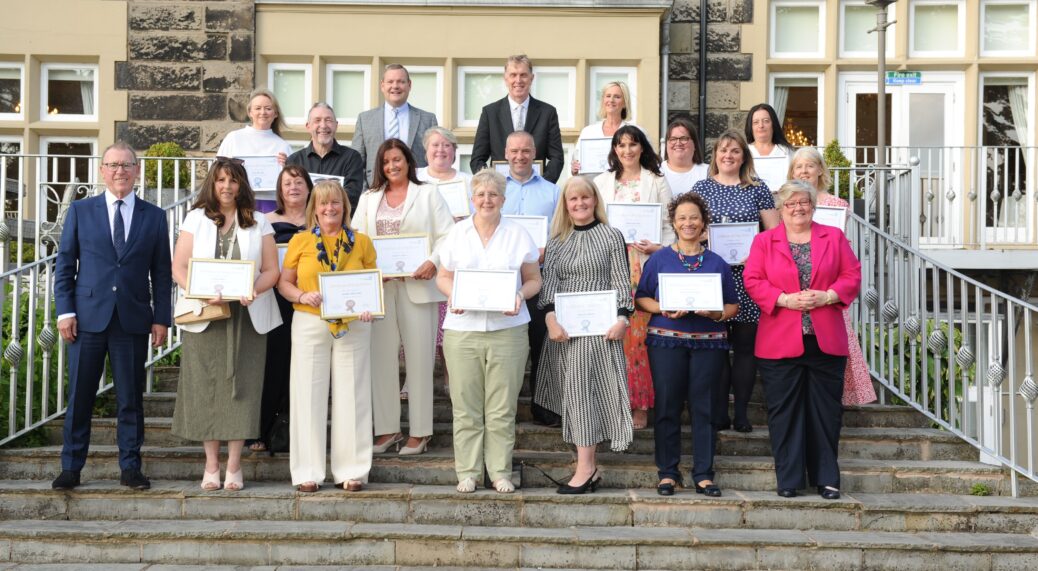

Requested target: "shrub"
[
  {"left": 143, "top": 142, "right": 191, "bottom": 190},
  {"left": 823, "top": 140, "right": 860, "bottom": 199}
]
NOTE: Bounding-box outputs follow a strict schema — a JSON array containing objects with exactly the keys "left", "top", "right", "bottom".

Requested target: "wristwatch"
[{"left": 618, "top": 315, "right": 630, "bottom": 326}]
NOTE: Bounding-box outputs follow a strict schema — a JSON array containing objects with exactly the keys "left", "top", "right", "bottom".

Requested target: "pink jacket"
[{"left": 743, "top": 222, "right": 861, "bottom": 359}]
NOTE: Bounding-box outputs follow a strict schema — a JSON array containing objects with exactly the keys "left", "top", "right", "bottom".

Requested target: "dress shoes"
[
  {"left": 556, "top": 469, "right": 600, "bottom": 495},
  {"left": 818, "top": 486, "right": 841, "bottom": 500},
  {"left": 777, "top": 488, "right": 798, "bottom": 498},
  {"left": 695, "top": 482, "right": 723, "bottom": 497},
  {"left": 52, "top": 470, "right": 81, "bottom": 490},
  {"left": 656, "top": 479, "right": 678, "bottom": 496},
  {"left": 120, "top": 469, "right": 151, "bottom": 490}
]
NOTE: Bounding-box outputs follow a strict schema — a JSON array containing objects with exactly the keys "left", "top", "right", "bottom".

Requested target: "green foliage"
[
  {"left": 7, "top": 242, "right": 35, "bottom": 264},
  {"left": 823, "top": 139, "right": 861, "bottom": 199},
  {"left": 143, "top": 142, "right": 191, "bottom": 190},
  {"left": 970, "top": 483, "right": 993, "bottom": 496}
]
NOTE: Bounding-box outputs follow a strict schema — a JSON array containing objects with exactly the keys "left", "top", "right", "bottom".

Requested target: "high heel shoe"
[
  {"left": 224, "top": 469, "right": 244, "bottom": 491},
  {"left": 695, "top": 481, "right": 722, "bottom": 497},
  {"left": 201, "top": 469, "right": 221, "bottom": 491},
  {"left": 399, "top": 436, "right": 430, "bottom": 456},
  {"left": 556, "top": 469, "right": 600, "bottom": 495},
  {"left": 372, "top": 433, "right": 404, "bottom": 454}
]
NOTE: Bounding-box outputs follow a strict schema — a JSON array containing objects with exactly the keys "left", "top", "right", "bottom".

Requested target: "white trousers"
[
  {"left": 371, "top": 280, "right": 437, "bottom": 437},
  {"left": 289, "top": 311, "right": 373, "bottom": 485}
]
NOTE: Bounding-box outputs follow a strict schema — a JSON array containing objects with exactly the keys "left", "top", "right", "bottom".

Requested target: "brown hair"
[
  {"left": 662, "top": 115, "right": 703, "bottom": 164},
  {"left": 274, "top": 165, "right": 315, "bottom": 215},
  {"left": 192, "top": 159, "right": 258, "bottom": 229},
  {"left": 370, "top": 138, "right": 421, "bottom": 191},
  {"left": 707, "top": 129, "right": 759, "bottom": 188}
]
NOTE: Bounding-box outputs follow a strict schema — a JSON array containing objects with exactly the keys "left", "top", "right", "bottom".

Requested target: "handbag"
[{"left": 173, "top": 296, "right": 231, "bottom": 325}]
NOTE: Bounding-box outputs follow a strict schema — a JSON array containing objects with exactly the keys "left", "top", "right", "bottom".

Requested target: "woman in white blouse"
[
  {"left": 435, "top": 169, "right": 542, "bottom": 494},
  {"left": 744, "top": 103, "right": 795, "bottom": 194},
  {"left": 660, "top": 116, "right": 709, "bottom": 196},
  {"left": 217, "top": 88, "right": 293, "bottom": 209},
  {"left": 571, "top": 81, "right": 639, "bottom": 175}
]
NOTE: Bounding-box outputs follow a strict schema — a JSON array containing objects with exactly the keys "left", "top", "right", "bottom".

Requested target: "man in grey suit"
[{"left": 352, "top": 64, "right": 438, "bottom": 187}]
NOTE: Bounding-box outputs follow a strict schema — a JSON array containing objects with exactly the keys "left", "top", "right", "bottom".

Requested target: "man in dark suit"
[
  {"left": 287, "top": 102, "right": 365, "bottom": 211},
  {"left": 52, "top": 142, "right": 172, "bottom": 490},
  {"left": 352, "top": 64, "right": 438, "bottom": 186},
  {"left": 470, "top": 54, "right": 565, "bottom": 183}
]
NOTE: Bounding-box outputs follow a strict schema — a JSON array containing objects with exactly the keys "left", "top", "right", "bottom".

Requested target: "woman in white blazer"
[
  {"left": 171, "top": 158, "right": 282, "bottom": 492},
  {"left": 592, "top": 125, "right": 673, "bottom": 432},
  {"left": 352, "top": 139, "right": 455, "bottom": 456}
]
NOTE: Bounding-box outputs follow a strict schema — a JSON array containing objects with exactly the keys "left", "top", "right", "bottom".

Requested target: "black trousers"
[
  {"left": 257, "top": 290, "right": 294, "bottom": 445},
  {"left": 713, "top": 322, "right": 758, "bottom": 428},
  {"left": 526, "top": 294, "right": 559, "bottom": 423},
  {"left": 757, "top": 335, "right": 846, "bottom": 490}
]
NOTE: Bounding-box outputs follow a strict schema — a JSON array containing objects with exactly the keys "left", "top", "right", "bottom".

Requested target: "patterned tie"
[
  {"left": 388, "top": 108, "right": 400, "bottom": 140},
  {"left": 113, "top": 199, "right": 126, "bottom": 257},
  {"left": 517, "top": 105, "right": 526, "bottom": 131}
]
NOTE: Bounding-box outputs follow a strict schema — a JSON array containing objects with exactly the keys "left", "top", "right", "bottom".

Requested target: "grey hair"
[
  {"left": 422, "top": 126, "right": 458, "bottom": 149},
  {"left": 505, "top": 54, "right": 533, "bottom": 74},
  {"left": 505, "top": 130, "right": 536, "bottom": 150},
  {"left": 471, "top": 169, "right": 507, "bottom": 196},
  {"left": 307, "top": 102, "right": 336, "bottom": 121},
  {"left": 101, "top": 141, "right": 138, "bottom": 164},
  {"left": 776, "top": 179, "right": 818, "bottom": 207},
  {"left": 382, "top": 63, "right": 411, "bottom": 81}
]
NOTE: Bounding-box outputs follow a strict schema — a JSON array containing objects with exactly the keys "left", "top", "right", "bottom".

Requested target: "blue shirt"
[
  {"left": 383, "top": 102, "right": 410, "bottom": 141},
  {"left": 503, "top": 173, "right": 560, "bottom": 218}
]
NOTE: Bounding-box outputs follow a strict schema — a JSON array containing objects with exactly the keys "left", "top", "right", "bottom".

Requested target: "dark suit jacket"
[
  {"left": 54, "top": 194, "right": 173, "bottom": 335},
  {"left": 470, "top": 96, "right": 565, "bottom": 183}
]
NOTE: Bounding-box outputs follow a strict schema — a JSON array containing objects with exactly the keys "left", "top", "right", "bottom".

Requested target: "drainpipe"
[
  {"left": 660, "top": 11, "right": 671, "bottom": 150},
  {"left": 698, "top": 0, "right": 708, "bottom": 153}
]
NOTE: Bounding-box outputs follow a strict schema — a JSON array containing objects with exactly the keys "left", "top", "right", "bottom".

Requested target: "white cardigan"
[
  {"left": 593, "top": 168, "right": 676, "bottom": 248},
  {"left": 178, "top": 208, "right": 282, "bottom": 334}
]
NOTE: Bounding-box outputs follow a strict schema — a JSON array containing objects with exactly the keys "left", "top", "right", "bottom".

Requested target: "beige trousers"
[{"left": 289, "top": 311, "right": 372, "bottom": 485}]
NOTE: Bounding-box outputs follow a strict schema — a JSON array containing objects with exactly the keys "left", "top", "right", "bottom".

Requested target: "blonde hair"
[
  {"left": 550, "top": 177, "right": 608, "bottom": 241},
  {"left": 505, "top": 54, "right": 533, "bottom": 74},
  {"left": 305, "top": 180, "right": 353, "bottom": 230},
  {"left": 597, "top": 81, "right": 631, "bottom": 121},
  {"left": 787, "top": 147, "right": 832, "bottom": 192},
  {"left": 247, "top": 88, "right": 287, "bottom": 136}
]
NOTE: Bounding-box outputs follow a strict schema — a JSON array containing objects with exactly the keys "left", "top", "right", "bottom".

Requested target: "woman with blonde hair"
[
  {"left": 217, "top": 88, "right": 293, "bottom": 211},
  {"left": 571, "top": 81, "right": 642, "bottom": 175}
]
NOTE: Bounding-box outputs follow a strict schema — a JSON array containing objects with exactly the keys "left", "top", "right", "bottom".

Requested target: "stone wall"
[
  {"left": 115, "top": 0, "right": 256, "bottom": 154},
  {"left": 667, "top": 0, "right": 753, "bottom": 143}
]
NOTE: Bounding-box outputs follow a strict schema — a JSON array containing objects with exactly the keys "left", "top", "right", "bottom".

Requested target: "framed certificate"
[
  {"left": 708, "top": 222, "right": 758, "bottom": 265},
  {"left": 493, "top": 160, "right": 543, "bottom": 178},
  {"left": 309, "top": 173, "right": 345, "bottom": 186},
  {"left": 240, "top": 156, "right": 281, "bottom": 191},
  {"left": 372, "top": 234, "right": 430, "bottom": 277},
  {"left": 504, "top": 215, "right": 549, "bottom": 248},
  {"left": 606, "top": 203, "right": 663, "bottom": 244},
  {"left": 185, "top": 258, "right": 255, "bottom": 300},
  {"left": 437, "top": 179, "right": 470, "bottom": 217},
  {"left": 451, "top": 269, "right": 518, "bottom": 312},
  {"left": 659, "top": 273, "right": 724, "bottom": 311},
  {"left": 555, "top": 290, "right": 616, "bottom": 337},
  {"left": 318, "top": 269, "right": 385, "bottom": 319},
  {"left": 753, "top": 156, "right": 788, "bottom": 194},
  {"left": 277, "top": 244, "right": 289, "bottom": 270},
  {"left": 813, "top": 205, "right": 847, "bottom": 231},
  {"left": 578, "top": 137, "right": 612, "bottom": 174}
]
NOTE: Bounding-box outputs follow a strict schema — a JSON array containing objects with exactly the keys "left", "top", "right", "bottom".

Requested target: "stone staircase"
[{"left": 1, "top": 367, "right": 1037, "bottom": 569}]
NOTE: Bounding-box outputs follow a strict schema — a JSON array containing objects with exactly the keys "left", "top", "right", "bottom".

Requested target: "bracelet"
[{"left": 826, "top": 291, "right": 838, "bottom": 305}]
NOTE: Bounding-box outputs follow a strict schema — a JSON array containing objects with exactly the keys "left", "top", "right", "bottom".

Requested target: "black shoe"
[
  {"left": 714, "top": 421, "right": 732, "bottom": 431},
  {"left": 557, "top": 469, "right": 600, "bottom": 495},
  {"left": 51, "top": 470, "right": 81, "bottom": 490},
  {"left": 532, "top": 413, "right": 562, "bottom": 428},
  {"left": 777, "top": 488, "right": 798, "bottom": 498},
  {"left": 656, "top": 479, "right": 677, "bottom": 496},
  {"left": 120, "top": 469, "right": 151, "bottom": 490},
  {"left": 818, "top": 486, "right": 841, "bottom": 500},
  {"left": 733, "top": 422, "right": 753, "bottom": 433},
  {"left": 695, "top": 481, "right": 723, "bottom": 497}
]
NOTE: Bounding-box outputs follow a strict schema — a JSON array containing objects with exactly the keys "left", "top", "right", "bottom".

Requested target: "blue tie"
[
  {"left": 113, "top": 199, "right": 126, "bottom": 257},
  {"left": 388, "top": 108, "right": 400, "bottom": 140}
]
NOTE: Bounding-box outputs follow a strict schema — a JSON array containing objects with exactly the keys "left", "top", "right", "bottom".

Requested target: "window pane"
[
  {"left": 330, "top": 70, "right": 365, "bottom": 120},
  {"left": 533, "top": 72, "right": 572, "bottom": 126},
  {"left": 984, "top": 4, "right": 1030, "bottom": 52},
  {"left": 844, "top": 5, "right": 877, "bottom": 52},
  {"left": 463, "top": 72, "right": 504, "bottom": 123},
  {"left": 409, "top": 71, "right": 439, "bottom": 119},
  {"left": 0, "top": 67, "right": 20, "bottom": 115},
  {"left": 775, "top": 6, "right": 820, "bottom": 53},
  {"left": 272, "top": 69, "right": 306, "bottom": 118},
  {"left": 779, "top": 85, "right": 818, "bottom": 146},
  {"left": 46, "top": 68, "right": 94, "bottom": 116},
  {"left": 913, "top": 4, "right": 959, "bottom": 52},
  {"left": 981, "top": 82, "right": 1029, "bottom": 228}
]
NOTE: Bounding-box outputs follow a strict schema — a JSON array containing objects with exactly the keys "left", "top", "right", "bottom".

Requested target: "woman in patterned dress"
[
  {"left": 535, "top": 176, "right": 634, "bottom": 494},
  {"left": 592, "top": 125, "right": 674, "bottom": 430},
  {"left": 691, "top": 130, "right": 781, "bottom": 433},
  {"left": 788, "top": 147, "right": 875, "bottom": 406}
]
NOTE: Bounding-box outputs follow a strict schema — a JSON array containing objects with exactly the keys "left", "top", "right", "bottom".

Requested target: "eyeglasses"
[
  {"left": 215, "top": 156, "right": 245, "bottom": 165},
  {"left": 667, "top": 136, "right": 692, "bottom": 144},
  {"left": 102, "top": 162, "right": 137, "bottom": 171},
  {"left": 783, "top": 199, "right": 813, "bottom": 210}
]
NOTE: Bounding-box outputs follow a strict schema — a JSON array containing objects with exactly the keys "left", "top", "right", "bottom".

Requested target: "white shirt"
[
  {"left": 437, "top": 217, "right": 539, "bottom": 332},
  {"left": 508, "top": 96, "right": 530, "bottom": 131},
  {"left": 749, "top": 144, "right": 792, "bottom": 195},
  {"left": 417, "top": 168, "right": 473, "bottom": 217},
  {"left": 383, "top": 102, "right": 411, "bottom": 141},
  {"left": 661, "top": 161, "right": 710, "bottom": 197},
  {"left": 216, "top": 125, "right": 293, "bottom": 159}
]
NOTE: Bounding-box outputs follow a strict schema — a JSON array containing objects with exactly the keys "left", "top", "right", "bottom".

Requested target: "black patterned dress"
[{"left": 534, "top": 220, "right": 635, "bottom": 451}]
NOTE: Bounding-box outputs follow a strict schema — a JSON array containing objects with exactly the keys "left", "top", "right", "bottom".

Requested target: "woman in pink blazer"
[{"left": 743, "top": 180, "right": 861, "bottom": 501}]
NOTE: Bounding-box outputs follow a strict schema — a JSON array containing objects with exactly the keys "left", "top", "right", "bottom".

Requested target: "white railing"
[{"left": 0, "top": 153, "right": 206, "bottom": 445}]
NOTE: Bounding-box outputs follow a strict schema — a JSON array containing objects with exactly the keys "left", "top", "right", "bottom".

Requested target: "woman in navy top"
[{"left": 636, "top": 192, "right": 739, "bottom": 497}]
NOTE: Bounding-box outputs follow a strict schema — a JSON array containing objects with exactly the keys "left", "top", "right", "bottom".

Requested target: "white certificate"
[
  {"left": 437, "top": 180, "right": 470, "bottom": 217},
  {"left": 277, "top": 244, "right": 289, "bottom": 270},
  {"left": 185, "top": 258, "right": 255, "bottom": 300},
  {"left": 309, "top": 173, "right": 345, "bottom": 186},
  {"left": 241, "top": 156, "right": 281, "bottom": 192},
  {"left": 578, "top": 138, "right": 612, "bottom": 174},
  {"left": 504, "top": 215, "right": 549, "bottom": 249},
  {"left": 606, "top": 203, "right": 663, "bottom": 244},
  {"left": 493, "top": 160, "right": 543, "bottom": 178},
  {"left": 555, "top": 290, "right": 616, "bottom": 337},
  {"left": 813, "top": 205, "right": 847, "bottom": 231},
  {"left": 451, "top": 269, "right": 518, "bottom": 312},
  {"left": 753, "top": 156, "right": 789, "bottom": 194},
  {"left": 319, "top": 269, "right": 385, "bottom": 319},
  {"left": 708, "top": 222, "right": 758, "bottom": 265},
  {"left": 659, "top": 273, "right": 724, "bottom": 311},
  {"left": 372, "top": 234, "right": 430, "bottom": 277}
]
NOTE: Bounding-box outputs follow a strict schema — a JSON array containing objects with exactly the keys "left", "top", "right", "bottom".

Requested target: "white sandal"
[
  {"left": 456, "top": 477, "right": 477, "bottom": 493},
  {"left": 493, "top": 478, "right": 515, "bottom": 494}
]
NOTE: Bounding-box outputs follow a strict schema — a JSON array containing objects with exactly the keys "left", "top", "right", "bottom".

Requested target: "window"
[
  {"left": 979, "top": 74, "right": 1034, "bottom": 230},
  {"left": 531, "top": 66, "right": 576, "bottom": 129},
  {"left": 406, "top": 66, "right": 444, "bottom": 125},
  {"left": 457, "top": 66, "right": 505, "bottom": 127},
  {"left": 588, "top": 66, "right": 637, "bottom": 125},
  {"left": 326, "top": 64, "right": 371, "bottom": 125},
  {"left": 0, "top": 63, "right": 23, "bottom": 119},
  {"left": 910, "top": 1, "right": 965, "bottom": 56},
  {"left": 840, "top": 1, "right": 896, "bottom": 57},
  {"left": 41, "top": 64, "right": 98, "bottom": 121},
  {"left": 981, "top": 1, "right": 1035, "bottom": 56},
  {"left": 39, "top": 137, "right": 98, "bottom": 229},
  {"left": 0, "top": 137, "right": 22, "bottom": 213},
  {"left": 770, "top": 74, "right": 822, "bottom": 147},
  {"left": 771, "top": 1, "right": 826, "bottom": 58},
  {"left": 268, "top": 63, "right": 312, "bottom": 125}
]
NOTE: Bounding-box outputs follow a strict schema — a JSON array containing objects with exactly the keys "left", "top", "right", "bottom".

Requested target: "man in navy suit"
[
  {"left": 470, "top": 54, "right": 565, "bottom": 183},
  {"left": 52, "top": 142, "right": 172, "bottom": 490}
]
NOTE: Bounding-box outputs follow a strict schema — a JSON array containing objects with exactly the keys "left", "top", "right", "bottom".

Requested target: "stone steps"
[{"left": 0, "top": 518, "right": 1035, "bottom": 569}]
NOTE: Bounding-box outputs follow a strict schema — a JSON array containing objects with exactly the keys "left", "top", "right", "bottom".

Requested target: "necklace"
[{"left": 674, "top": 244, "right": 704, "bottom": 272}]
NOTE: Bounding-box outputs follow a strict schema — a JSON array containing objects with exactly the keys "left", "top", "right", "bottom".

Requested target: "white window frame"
[
  {"left": 405, "top": 65, "right": 445, "bottom": 126},
  {"left": 531, "top": 65, "right": 577, "bottom": 129},
  {"left": 839, "top": 0, "right": 896, "bottom": 58},
  {"left": 909, "top": 0, "right": 966, "bottom": 58},
  {"left": 980, "top": 0, "right": 1037, "bottom": 57},
  {"left": 267, "top": 63, "right": 312, "bottom": 126},
  {"left": 457, "top": 66, "right": 505, "bottom": 128},
  {"left": 38, "top": 136, "right": 98, "bottom": 186},
  {"left": 588, "top": 66, "right": 638, "bottom": 126},
  {"left": 770, "top": 0, "right": 827, "bottom": 59},
  {"left": 40, "top": 63, "right": 99, "bottom": 122},
  {"left": 0, "top": 63, "right": 24, "bottom": 121},
  {"left": 325, "top": 63, "right": 371, "bottom": 126},
  {"left": 977, "top": 71, "right": 1035, "bottom": 146},
  {"left": 768, "top": 72, "right": 824, "bottom": 146}
]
